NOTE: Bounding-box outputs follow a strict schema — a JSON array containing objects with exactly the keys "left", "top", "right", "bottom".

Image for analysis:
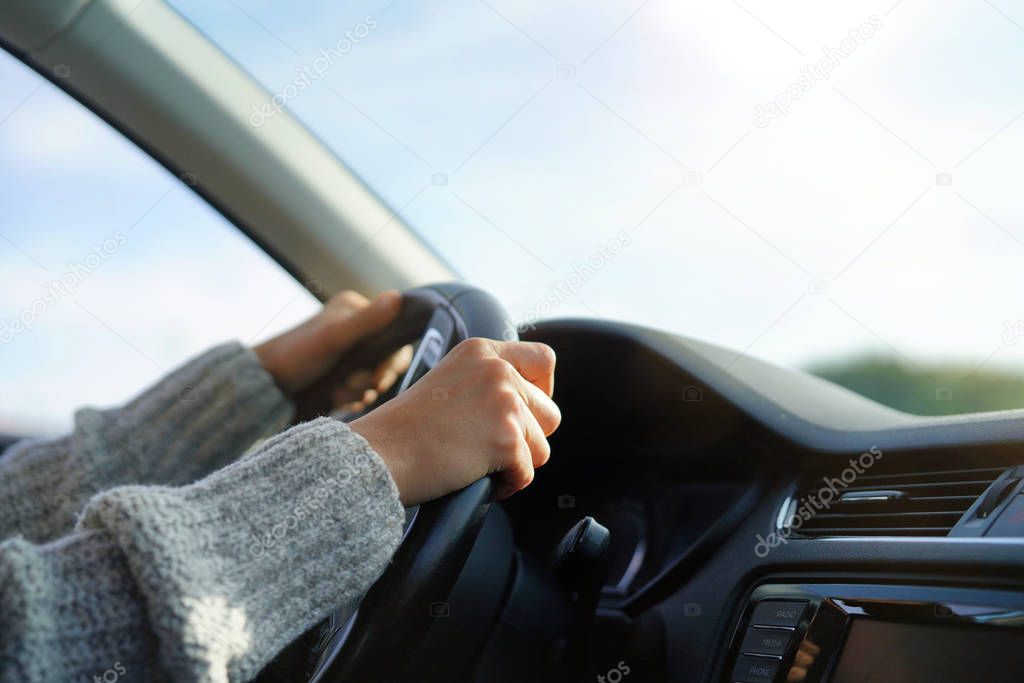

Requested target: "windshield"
[{"left": 168, "top": 1, "right": 1024, "bottom": 416}]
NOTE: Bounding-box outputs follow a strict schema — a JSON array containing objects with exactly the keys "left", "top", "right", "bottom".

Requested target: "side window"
[{"left": 0, "top": 49, "right": 319, "bottom": 435}]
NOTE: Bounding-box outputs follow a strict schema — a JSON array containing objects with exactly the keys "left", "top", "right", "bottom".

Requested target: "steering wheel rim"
[{"left": 298, "top": 283, "right": 516, "bottom": 683}]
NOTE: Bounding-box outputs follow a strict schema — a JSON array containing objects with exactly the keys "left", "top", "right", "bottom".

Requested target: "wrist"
[{"left": 350, "top": 412, "right": 414, "bottom": 505}]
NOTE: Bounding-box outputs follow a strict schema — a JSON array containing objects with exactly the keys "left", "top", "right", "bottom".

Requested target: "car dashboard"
[{"left": 511, "top": 318, "right": 1024, "bottom": 683}]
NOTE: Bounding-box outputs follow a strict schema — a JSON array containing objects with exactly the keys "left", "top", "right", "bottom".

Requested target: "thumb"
[{"left": 325, "top": 289, "right": 402, "bottom": 351}]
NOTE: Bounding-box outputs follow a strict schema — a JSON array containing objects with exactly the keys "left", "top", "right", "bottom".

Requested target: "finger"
[
  {"left": 520, "top": 401, "right": 552, "bottom": 468},
  {"left": 331, "top": 386, "right": 374, "bottom": 412},
  {"left": 494, "top": 435, "right": 535, "bottom": 500},
  {"left": 322, "top": 290, "right": 402, "bottom": 352},
  {"left": 793, "top": 646, "right": 814, "bottom": 667},
  {"left": 338, "top": 344, "right": 412, "bottom": 404},
  {"left": 325, "top": 289, "right": 370, "bottom": 314},
  {"left": 345, "top": 369, "right": 375, "bottom": 393},
  {"left": 372, "top": 344, "right": 414, "bottom": 392},
  {"left": 511, "top": 372, "right": 561, "bottom": 436},
  {"left": 490, "top": 340, "right": 556, "bottom": 397},
  {"left": 332, "top": 386, "right": 358, "bottom": 406}
]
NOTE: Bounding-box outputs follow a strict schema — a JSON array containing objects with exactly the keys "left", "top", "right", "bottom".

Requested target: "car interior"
[{"left": 3, "top": 1, "right": 1024, "bottom": 682}]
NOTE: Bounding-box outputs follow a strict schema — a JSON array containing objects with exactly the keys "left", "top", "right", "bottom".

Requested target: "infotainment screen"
[{"left": 830, "top": 619, "right": 1024, "bottom": 683}]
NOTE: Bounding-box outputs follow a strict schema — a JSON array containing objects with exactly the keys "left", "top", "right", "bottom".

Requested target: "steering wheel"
[{"left": 291, "top": 283, "right": 516, "bottom": 682}]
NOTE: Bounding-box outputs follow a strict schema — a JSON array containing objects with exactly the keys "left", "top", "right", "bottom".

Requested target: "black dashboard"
[{"left": 515, "top": 318, "right": 1024, "bottom": 683}]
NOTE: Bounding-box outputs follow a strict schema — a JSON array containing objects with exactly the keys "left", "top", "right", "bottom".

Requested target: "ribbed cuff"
[
  {"left": 77, "top": 417, "right": 404, "bottom": 682},
  {"left": 74, "top": 342, "right": 294, "bottom": 489},
  {"left": 0, "top": 531, "right": 160, "bottom": 682}
]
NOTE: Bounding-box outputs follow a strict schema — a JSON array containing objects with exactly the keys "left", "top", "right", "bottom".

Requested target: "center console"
[{"left": 721, "top": 582, "right": 1024, "bottom": 683}]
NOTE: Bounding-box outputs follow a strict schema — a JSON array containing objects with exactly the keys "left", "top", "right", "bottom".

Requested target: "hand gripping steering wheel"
[{"left": 290, "top": 283, "right": 516, "bottom": 682}]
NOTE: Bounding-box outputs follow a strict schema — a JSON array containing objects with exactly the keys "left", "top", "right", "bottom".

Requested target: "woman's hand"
[
  {"left": 350, "top": 338, "right": 561, "bottom": 505},
  {"left": 254, "top": 290, "right": 411, "bottom": 410}
]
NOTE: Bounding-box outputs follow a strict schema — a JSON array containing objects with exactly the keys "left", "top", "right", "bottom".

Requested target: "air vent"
[{"left": 786, "top": 466, "right": 1007, "bottom": 538}]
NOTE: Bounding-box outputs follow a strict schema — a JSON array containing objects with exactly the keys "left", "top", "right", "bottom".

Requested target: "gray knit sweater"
[{"left": 0, "top": 343, "right": 405, "bottom": 682}]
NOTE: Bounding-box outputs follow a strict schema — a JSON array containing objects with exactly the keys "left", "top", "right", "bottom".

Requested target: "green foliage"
[{"left": 806, "top": 354, "right": 1024, "bottom": 416}]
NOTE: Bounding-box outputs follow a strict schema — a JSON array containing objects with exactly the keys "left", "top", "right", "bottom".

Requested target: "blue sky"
[
  {"left": 4, "top": 0, "right": 1024, "bottom": 430},
  {"left": 0, "top": 49, "right": 319, "bottom": 432}
]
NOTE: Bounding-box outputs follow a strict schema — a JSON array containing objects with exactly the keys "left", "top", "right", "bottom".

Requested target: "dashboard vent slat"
[
  {"left": 787, "top": 465, "right": 1006, "bottom": 538},
  {"left": 796, "top": 527, "right": 951, "bottom": 537}
]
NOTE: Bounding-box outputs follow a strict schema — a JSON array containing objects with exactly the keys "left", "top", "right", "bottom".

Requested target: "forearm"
[
  {"left": 0, "top": 418, "right": 404, "bottom": 683},
  {"left": 0, "top": 342, "right": 293, "bottom": 542},
  {"left": 79, "top": 342, "right": 294, "bottom": 486},
  {"left": 0, "top": 530, "right": 158, "bottom": 682}
]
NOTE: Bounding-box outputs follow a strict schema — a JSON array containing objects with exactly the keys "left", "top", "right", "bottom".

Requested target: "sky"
[
  {"left": 0, "top": 49, "right": 320, "bottom": 432},
  {"left": 3, "top": 0, "right": 1024, "bottom": 431}
]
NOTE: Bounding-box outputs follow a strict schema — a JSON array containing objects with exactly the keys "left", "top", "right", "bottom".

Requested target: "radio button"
[
  {"left": 730, "top": 654, "right": 780, "bottom": 682},
  {"left": 740, "top": 626, "right": 792, "bottom": 656},
  {"left": 750, "top": 600, "right": 807, "bottom": 628}
]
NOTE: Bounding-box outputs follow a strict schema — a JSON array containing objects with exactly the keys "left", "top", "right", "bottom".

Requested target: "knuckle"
[
  {"left": 494, "top": 386, "right": 521, "bottom": 415},
  {"left": 335, "top": 290, "right": 365, "bottom": 306},
  {"left": 493, "top": 416, "right": 522, "bottom": 454},
  {"left": 456, "top": 337, "right": 490, "bottom": 358},
  {"left": 543, "top": 405, "right": 562, "bottom": 434},
  {"left": 481, "top": 356, "right": 513, "bottom": 383},
  {"left": 515, "top": 464, "right": 535, "bottom": 490},
  {"left": 535, "top": 438, "right": 551, "bottom": 466}
]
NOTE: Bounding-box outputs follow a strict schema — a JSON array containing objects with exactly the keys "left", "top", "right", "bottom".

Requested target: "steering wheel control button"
[
  {"left": 730, "top": 654, "right": 781, "bottom": 683},
  {"left": 740, "top": 626, "right": 792, "bottom": 657},
  {"left": 750, "top": 600, "right": 808, "bottom": 628}
]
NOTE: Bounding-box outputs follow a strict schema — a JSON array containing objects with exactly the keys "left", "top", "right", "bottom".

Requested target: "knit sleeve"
[
  {"left": 0, "top": 417, "right": 404, "bottom": 683},
  {"left": 0, "top": 342, "right": 293, "bottom": 543}
]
